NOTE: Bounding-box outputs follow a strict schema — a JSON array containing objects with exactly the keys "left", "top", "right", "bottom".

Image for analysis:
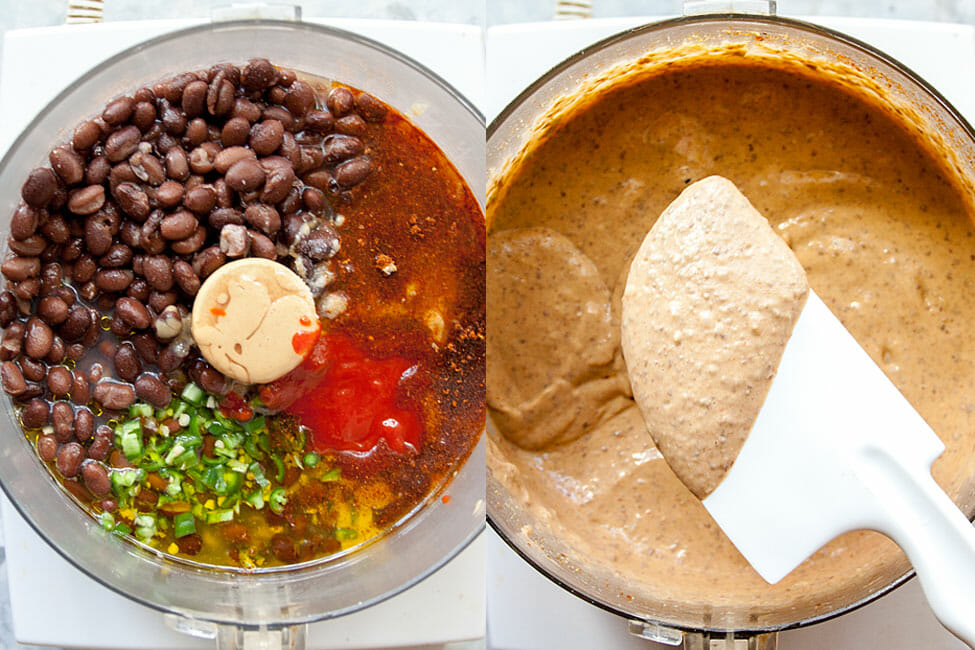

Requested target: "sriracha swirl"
[{"left": 260, "top": 333, "right": 423, "bottom": 454}]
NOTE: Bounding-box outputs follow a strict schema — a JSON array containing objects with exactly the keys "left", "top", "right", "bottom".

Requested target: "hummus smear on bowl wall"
[{"left": 487, "top": 49, "right": 975, "bottom": 619}]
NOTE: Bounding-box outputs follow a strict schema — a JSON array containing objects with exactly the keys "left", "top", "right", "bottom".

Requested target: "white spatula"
[{"left": 703, "top": 289, "right": 975, "bottom": 646}]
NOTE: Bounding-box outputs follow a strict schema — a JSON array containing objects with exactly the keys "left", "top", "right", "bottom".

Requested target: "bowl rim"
[
  {"left": 486, "top": 11, "right": 975, "bottom": 636},
  {"left": 0, "top": 17, "right": 486, "bottom": 626}
]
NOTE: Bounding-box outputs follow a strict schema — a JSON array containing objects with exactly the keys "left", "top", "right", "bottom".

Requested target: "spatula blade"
[{"left": 702, "top": 290, "right": 945, "bottom": 584}]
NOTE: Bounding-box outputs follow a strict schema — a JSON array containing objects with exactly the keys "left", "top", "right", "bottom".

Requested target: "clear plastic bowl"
[
  {"left": 487, "top": 12, "right": 975, "bottom": 640},
  {"left": 0, "top": 18, "right": 485, "bottom": 630}
]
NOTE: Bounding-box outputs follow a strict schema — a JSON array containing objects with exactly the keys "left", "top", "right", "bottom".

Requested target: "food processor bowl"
[
  {"left": 486, "top": 8, "right": 975, "bottom": 646},
  {"left": 0, "top": 17, "right": 485, "bottom": 644}
]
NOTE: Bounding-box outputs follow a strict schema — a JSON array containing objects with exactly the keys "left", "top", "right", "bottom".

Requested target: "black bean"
[
  {"left": 131, "top": 333, "right": 159, "bottom": 364},
  {"left": 155, "top": 180, "right": 184, "bottom": 209},
  {"left": 281, "top": 212, "right": 311, "bottom": 246},
  {"left": 72, "top": 370, "right": 90, "bottom": 404},
  {"left": 52, "top": 401, "right": 75, "bottom": 442},
  {"left": 72, "top": 254, "right": 97, "bottom": 283},
  {"left": 99, "top": 243, "right": 133, "bottom": 269},
  {"left": 115, "top": 296, "right": 152, "bottom": 329},
  {"left": 22, "top": 168, "right": 58, "bottom": 208},
  {"left": 213, "top": 146, "right": 255, "bottom": 174},
  {"left": 250, "top": 120, "right": 284, "bottom": 155},
  {"left": 109, "top": 161, "right": 139, "bottom": 191},
  {"left": 160, "top": 210, "right": 198, "bottom": 240},
  {"left": 75, "top": 407, "right": 94, "bottom": 442},
  {"left": 225, "top": 159, "right": 266, "bottom": 193},
  {"left": 9, "top": 234, "right": 47, "bottom": 257},
  {"left": 12, "top": 278, "right": 41, "bottom": 301},
  {"left": 333, "top": 155, "right": 373, "bottom": 189},
  {"left": 326, "top": 87, "right": 355, "bottom": 117},
  {"left": 45, "top": 335, "right": 65, "bottom": 365},
  {"left": 21, "top": 398, "right": 49, "bottom": 428},
  {"left": 36, "top": 296, "right": 68, "bottom": 326},
  {"left": 198, "top": 365, "right": 228, "bottom": 395},
  {"left": 171, "top": 226, "right": 206, "bottom": 255},
  {"left": 114, "top": 344, "right": 141, "bottom": 383},
  {"left": 84, "top": 213, "right": 114, "bottom": 256},
  {"left": 160, "top": 99, "right": 187, "bottom": 136},
  {"left": 88, "top": 425, "right": 113, "bottom": 461},
  {"left": 207, "top": 72, "right": 235, "bottom": 116},
  {"left": 0, "top": 322, "right": 24, "bottom": 361},
  {"left": 93, "top": 379, "right": 136, "bottom": 411},
  {"left": 249, "top": 231, "right": 277, "bottom": 259},
  {"left": 271, "top": 533, "right": 298, "bottom": 563},
  {"left": 1, "top": 256, "right": 40, "bottom": 282},
  {"left": 355, "top": 92, "right": 387, "bottom": 122},
  {"left": 148, "top": 290, "right": 177, "bottom": 313},
  {"left": 132, "top": 100, "right": 156, "bottom": 131},
  {"left": 243, "top": 204, "right": 281, "bottom": 236},
  {"left": 335, "top": 114, "right": 367, "bottom": 137},
  {"left": 303, "top": 109, "right": 334, "bottom": 134},
  {"left": 72, "top": 120, "right": 101, "bottom": 150},
  {"left": 93, "top": 269, "right": 134, "bottom": 293},
  {"left": 184, "top": 117, "right": 208, "bottom": 145},
  {"left": 135, "top": 373, "right": 171, "bottom": 409},
  {"left": 19, "top": 357, "right": 44, "bottom": 383},
  {"left": 209, "top": 207, "right": 243, "bottom": 229},
  {"left": 84, "top": 155, "right": 110, "bottom": 186},
  {"left": 192, "top": 246, "right": 225, "bottom": 279},
  {"left": 165, "top": 147, "right": 190, "bottom": 180},
  {"left": 82, "top": 461, "right": 110, "bottom": 496},
  {"left": 322, "top": 134, "right": 363, "bottom": 165},
  {"left": 109, "top": 312, "right": 129, "bottom": 338},
  {"left": 173, "top": 260, "right": 200, "bottom": 295},
  {"left": 242, "top": 58, "right": 278, "bottom": 92},
  {"left": 102, "top": 97, "right": 135, "bottom": 125},
  {"left": 24, "top": 317, "right": 54, "bottom": 359},
  {"left": 56, "top": 442, "right": 85, "bottom": 478},
  {"left": 1, "top": 361, "right": 26, "bottom": 396},
  {"left": 50, "top": 146, "right": 85, "bottom": 186},
  {"left": 295, "top": 226, "right": 340, "bottom": 261},
  {"left": 39, "top": 215, "right": 69, "bottom": 245},
  {"left": 157, "top": 346, "right": 182, "bottom": 373},
  {"left": 129, "top": 151, "right": 166, "bottom": 186},
  {"left": 113, "top": 182, "right": 151, "bottom": 220},
  {"left": 39, "top": 262, "right": 62, "bottom": 294},
  {"left": 183, "top": 185, "right": 216, "bottom": 214},
  {"left": 126, "top": 277, "right": 150, "bottom": 302},
  {"left": 10, "top": 204, "right": 40, "bottom": 241},
  {"left": 37, "top": 434, "right": 58, "bottom": 461},
  {"left": 181, "top": 80, "right": 208, "bottom": 117},
  {"left": 221, "top": 117, "right": 250, "bottom": 146},
  {"left": 105, "top": 125, "right": 141, "bottom": 162},
  {"left": 47, "top": 365, "right": 72, "bottom": 397}
]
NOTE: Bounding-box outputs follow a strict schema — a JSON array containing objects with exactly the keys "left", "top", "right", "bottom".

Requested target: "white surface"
[
  {"left": 0, "top": 17, "right": 486, "bottom": 650},
  {"left": 485, "top": 14, "right": 975, "bottom": 650}
]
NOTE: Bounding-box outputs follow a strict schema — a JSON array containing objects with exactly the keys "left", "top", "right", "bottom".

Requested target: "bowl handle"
[
  {"left": 164, "top": 614, "right": 308, "bottom": 650},
  {"left": 682, "top": 0, "right": 777, "bottom": 16},
  {"left": 629, "top": 620, "right": 779, "bottom": 649}
]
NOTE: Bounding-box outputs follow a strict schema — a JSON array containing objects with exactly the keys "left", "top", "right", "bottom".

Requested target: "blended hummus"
[
  {"left": 621, "top": 176, "right": 809, "bottom": 498},
  {"left": 487, "top": 57, "right": 975, "bottom": 621},
  {"left": 192, "top": 258, "right": 319, "bottom": 384}
]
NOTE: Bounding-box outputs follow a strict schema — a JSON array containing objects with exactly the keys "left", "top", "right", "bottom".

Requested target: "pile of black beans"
[{"left": 0, "top": 58, "right": 385, "bottom": 493}]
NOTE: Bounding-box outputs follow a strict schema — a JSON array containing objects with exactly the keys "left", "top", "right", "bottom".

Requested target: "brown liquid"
[{"left": 488, "top": 60, "right": 975, "bottom": 616}]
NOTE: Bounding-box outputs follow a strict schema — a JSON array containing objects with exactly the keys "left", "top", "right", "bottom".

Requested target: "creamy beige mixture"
[
  {"left": 621, "top": 176, "right": 809, "bottom": 498},
  {"left": 487, "top": 59, "right": 975, "bottom": 619},
  {"left": 192, "top": 258, "right": 319, "bottom": 384}
]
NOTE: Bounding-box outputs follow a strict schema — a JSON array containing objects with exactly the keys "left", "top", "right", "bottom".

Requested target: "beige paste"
[
  {"left": 621, "top": 176, "right": 809, "bottom": 498},
  {"left": 487, "top": 57, "right": 975, "bottom": 620}
]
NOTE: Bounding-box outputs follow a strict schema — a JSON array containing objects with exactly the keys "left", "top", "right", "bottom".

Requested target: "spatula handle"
[{"left": 862, "top": 448, "right": 975, "bottom": 647}]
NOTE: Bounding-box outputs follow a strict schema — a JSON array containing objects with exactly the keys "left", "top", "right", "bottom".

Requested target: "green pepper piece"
[
  {"left": 270, "top": 454, "right": 285, "bottom": 484},
  {"left": 173, "top": 512, "right": 196, "bottom": 538},
  {"left": 320, "top": 467, "right": 341, "bottom": 482},
  {"left": 303, "top": 452, "right": 320, "bottom": 468},
  {"left": 269, "top": 488, "right": 287, "bottom": 514},
  {"left": 181, "top": 382, "right": 205, "bottom": 406}
]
